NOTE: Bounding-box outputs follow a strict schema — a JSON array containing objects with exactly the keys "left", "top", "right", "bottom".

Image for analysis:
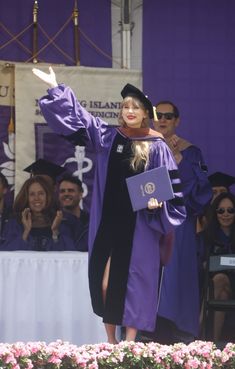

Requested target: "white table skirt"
[{"left": 0, "top": 251, "right": 106, "bottom": 345}]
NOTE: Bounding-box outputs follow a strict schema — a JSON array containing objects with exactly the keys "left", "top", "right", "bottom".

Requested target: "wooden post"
[
  {"left": 73, "top": 0, "right": 80, "bottom": 65},
  {"left": 121, "top": 0, "right": 131, "bottom": 69},
  {"left": 32, "top": 0, "right": 39, "bottom": 63}
]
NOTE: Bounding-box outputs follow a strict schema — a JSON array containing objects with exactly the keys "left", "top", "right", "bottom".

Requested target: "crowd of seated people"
[
  {"left": 0, "top": 159, "right": 89, "bottom": 252},
  {"left": 2, "top": 175, "right": 76, "bottom": 251}
]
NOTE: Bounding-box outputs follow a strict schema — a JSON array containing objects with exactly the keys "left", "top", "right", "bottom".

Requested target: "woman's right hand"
[
  {"left": 22, "top": 208, "right": 32, "bottom": 240},
  {"left": 147, "top": 197, "right": 163, "bottom": 210},
  {"left": 32, "top": 66, "right": 58, "bottom": 88},
  {"left": 166, "top": 134, "right": 183, "bottom": 164},
  {"left": 51, "top": 210, "right": 63, "bottom": 239},
  {"left": 22, "top": 208, "right": 32, "bottom": 230}
]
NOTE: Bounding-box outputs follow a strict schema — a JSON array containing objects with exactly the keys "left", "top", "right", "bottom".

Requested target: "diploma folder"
[{"left": 126, "top": 166, "right": 174, "bottom": 211}]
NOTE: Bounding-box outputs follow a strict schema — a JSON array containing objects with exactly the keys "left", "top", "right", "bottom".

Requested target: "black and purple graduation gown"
[{"left": 39, "top": 84, "right": 186, "bottom": 332}]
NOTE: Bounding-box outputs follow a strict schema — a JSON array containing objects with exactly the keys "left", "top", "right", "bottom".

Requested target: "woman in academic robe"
[
  {"left": 2, "top": 175, "right": 76, "bottom": 251},
  {"left": 198, "top": 192, "right": 235, "bottom": 342},
  {"left": 32, "top": 66, "right": 186, "bottom": 343}
]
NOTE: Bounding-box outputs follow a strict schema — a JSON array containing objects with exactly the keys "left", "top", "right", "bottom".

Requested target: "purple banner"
[
  {"left": 35, "top": 124, "right": 95, "bottom": 212},
  {"left": 0, "top": 105, "right": 14, "bottom": 205}
]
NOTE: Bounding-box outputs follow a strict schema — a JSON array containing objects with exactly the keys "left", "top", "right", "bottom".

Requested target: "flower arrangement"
[{"left": 0, "top": 340, "right": 234, "bottom": 369}]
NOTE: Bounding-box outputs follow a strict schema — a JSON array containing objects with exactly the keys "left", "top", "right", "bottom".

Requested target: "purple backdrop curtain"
[
  {"left": 143, "top": 0, "right": 235, "bottom": 179},
  {"left": 0, "top": 0, "right": 112, "bottom": 67}
]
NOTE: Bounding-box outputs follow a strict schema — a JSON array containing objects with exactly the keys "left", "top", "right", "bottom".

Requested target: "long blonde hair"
[
  {"left": 131, "top": 141, "right": 151, "bottom": 171},
  {"left": 118, "top": 96, "right": 151, "bottom": 171}
]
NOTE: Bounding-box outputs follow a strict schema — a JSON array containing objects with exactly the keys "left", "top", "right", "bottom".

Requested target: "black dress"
[{"left": 89, "top": 132, "right": 144, "bottom": 324}]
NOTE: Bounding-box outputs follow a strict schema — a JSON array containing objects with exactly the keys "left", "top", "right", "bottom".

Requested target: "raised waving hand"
[{"left": 32, "top": 66, "right": 58, "bottom": 88}]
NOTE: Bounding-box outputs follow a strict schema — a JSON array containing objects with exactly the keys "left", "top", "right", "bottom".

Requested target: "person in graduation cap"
[
  {"left": 32, "top": 66, "right": 186, "bottom": 343},
  {"left": 24, "top": 158, "right": 67, "bottom": 189},
  {"left": 197, "top": 171, "right": 235, "bottom": 232},
  {"left": 1, "top": 175, "right": 77, "bottom": 252},
  {"left": 152, "top": 100, "right": 213, "bottom": 344},
  {"left": 208, "top": 171, "right": 235, "bottom": 203}
]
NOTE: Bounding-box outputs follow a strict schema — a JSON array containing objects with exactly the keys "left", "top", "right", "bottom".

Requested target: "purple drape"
[
  {"left": 0, "top": 0, "right": 112, "bottom": 67},
  {"left": 143, "top": 0, "right": 235, "bottom": 179}
]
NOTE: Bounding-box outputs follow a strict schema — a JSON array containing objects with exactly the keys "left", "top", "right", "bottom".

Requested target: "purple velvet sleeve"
[
  {"left": 39, "top": 84, "right": 111, "bottom": 150},
  {"left": 178, "top": 146, "right": 212, "bottom": 215},
  {"left": 1, "top": 218, "right": 31, "bottom": 250},
  {"left": 1, "top": 218, "right": 77, "bottom": 251},
  {"left": 144, "top": 140, "right": 186, "bottom": 234}
]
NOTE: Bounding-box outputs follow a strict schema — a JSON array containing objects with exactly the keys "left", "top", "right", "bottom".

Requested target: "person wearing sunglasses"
[
  {"left": 151, "top": 101, "right": 212, "bottom": 344},
  {"left": 197, "top": 171, "right": 235, "bottom": 232},
  {"left": 198, "top": 192, "right": 235, "bottom": 342},
  {"left": 208, "top": 171, "right": 235, "bottom": 203}
]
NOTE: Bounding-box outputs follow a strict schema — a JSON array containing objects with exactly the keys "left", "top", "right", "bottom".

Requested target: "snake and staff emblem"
[{"left": 62, "top": 145, "right": 93, "bottom": 204}]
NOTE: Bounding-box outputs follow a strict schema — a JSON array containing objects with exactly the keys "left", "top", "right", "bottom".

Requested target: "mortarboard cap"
[
  {"left": 23, "top": 159, "right": 66, "bottom": 182},
  {"left": 121, "top": 83, "right": 154, "bottom": 119},
  {"left": 208, "top": 171, "right": 235, "bottom": 188}
]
